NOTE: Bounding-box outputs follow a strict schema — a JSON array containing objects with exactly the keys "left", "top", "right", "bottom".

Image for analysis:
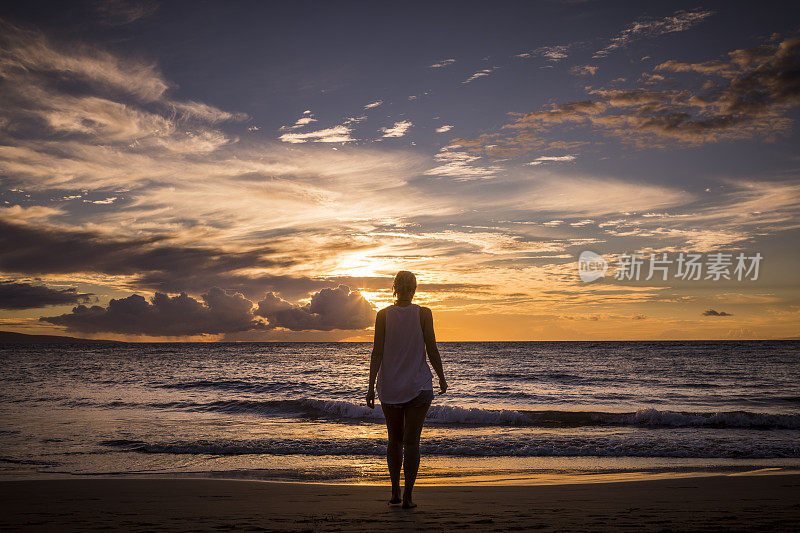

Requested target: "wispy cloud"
[
  {"left": 428, "top": 58, "right": 456, "bottom": 68},
  {"left": 435, "top": 125, "right": 453, "bottom": 133},
  {"left": 343, "top": 115, "right": 367, "bottom": 125},
  {"left": 570, "top": 65, "right": 598, "bottom": 76},
  {"left": 463, "top": 67, "right": 498, "bottom": 84},
  {"left": 424, "top": 146, "right": 500, "bottom": 180},
  {"left": 515, "top": 45, "right": 570, "bottom": 61},
  {"left": 83, "top": 196, "right": 118, "bottom": 204},
  {"left": 513, "top": 174, "right": 693, "bottom": 216},
  {"left": 526, "top": 155, "right": 577, "bottom": 166},
  {"left": 363, "top": 100, "right": 383, "bottom": 109},
  {"left": 0, "top": 19, "right": 169, "bottom": 102},
  {"left": 280, "top": 110, "right": 318, "bottom": 130},
  {"left": 92, "top": 0, "right": 159, "bottom": 26},
  {"left": 279, "top": 125, "right": 355, "bottom": 143},
  {"left": 594, "top": 8, "right": 714, "bottom": 58},
  {"left": 379, "top": 120, "right": 412, "bottom": 138}
]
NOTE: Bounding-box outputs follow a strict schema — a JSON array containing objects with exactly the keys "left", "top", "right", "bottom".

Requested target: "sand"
[{"left": 1, "top": 474, "right": 799, "bottom": 531}]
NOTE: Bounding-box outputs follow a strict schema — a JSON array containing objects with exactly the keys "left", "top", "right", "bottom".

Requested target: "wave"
[
  {"left": 85, "top": 397, "right": 800, "bottom": 430},
  {"left": 437, "top": 406, "right": 800, "bottom": 429},
  {"left": 154, "top": 379, "right": 306, "bottom": 394},
  {"left": 97, "top": 433, "right": 800, "bottom": 459}
]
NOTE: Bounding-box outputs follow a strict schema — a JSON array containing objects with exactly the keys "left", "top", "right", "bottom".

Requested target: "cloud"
[
  {"left": 570, "top": 65, "right": 598, "bottom": 76},
  {"left": 428, "top": 59, "right": 456, "bottom": 68},
  {"left": 0, "top": 218, "right": 290, "bottom": 297},
  {"left": 343, "top": 115, "right": 367, "bottom": 125},
  {"left": 40, "top": 288, "right": 263, "bottom": 335},
  {"left": 703, "top": 309, "right": 732, "bottom": 317},
  {"left": 424, "top": 146, "right": 500, "bottom": 180},
  {"left": 593, "top": 8, "right": 714, "bottom": 58},
  {"left": 169, "top": 100, "right": 248, "bottom": 123},
  {"left": 526, "top": 155, "right": 577, "bottom": 166},
  {"left": 83, "top": 197, "right": 118, "bottom": 204},
  {"left": 516, "top": 45, "right": 570, "bottom": 61},
  {"left": 279, "top": 125, "right": 355, "bottom": 143},
  {"left": 92, "top": 0, "right": 159, "bottom": 26},
  {"left": 280, "top": 111, "right": 318, "bottom": 130},
  {"left": 435, "top": 125, "right": 453, "bottom": 133},
  {"left": 0, "top": 205, "right": 63, "bottom": 223},
  {"left": 1, "top": 218, "right": 499, "bottom": 303},
  {"left": 0, "top": 280, "right": 93, "bottom": 309},
  {"left": 364, "top": 100, "right": 383, "bottom": 109},
  {"left": 0, "top": 19, "right": 169, "bottom": 102},
  {"left": 0, "top": 20, "right": 246, "bottom": 162},
  {"left": 514, "top": 174, "right": 693, "bottom": 216},
  {"left": 463, "top": 67, "right": 497, "bottom": 84},
  {"left": 255, "top": 285, "right": 374, "bottom": 331},
  {"left": 457, "top": 34, "right": 800, "bottom": 151},
  {"left": 380, "top": 120, "right": 412, "bottom": 138}
]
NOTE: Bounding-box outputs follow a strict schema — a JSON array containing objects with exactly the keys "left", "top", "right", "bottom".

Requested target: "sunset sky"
[{"left": 1, "top": 0, "right": 799, "bottom": 341}]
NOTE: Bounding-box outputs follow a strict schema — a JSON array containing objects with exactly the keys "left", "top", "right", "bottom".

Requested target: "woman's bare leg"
[
  {"left": 380, "top": 405, "right": 404, "bottom": 504},
  {"left": 401, "top": 403, "right": 430, "bottom": 508}
]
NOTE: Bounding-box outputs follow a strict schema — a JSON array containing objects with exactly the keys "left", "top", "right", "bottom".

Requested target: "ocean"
[{"left": 2, "top": 341, "right": 799, "bottom": 484}]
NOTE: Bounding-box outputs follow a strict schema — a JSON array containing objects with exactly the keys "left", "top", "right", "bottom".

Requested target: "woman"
[{"left": 366, "top": 270, "right": 447, "bottom": 509}]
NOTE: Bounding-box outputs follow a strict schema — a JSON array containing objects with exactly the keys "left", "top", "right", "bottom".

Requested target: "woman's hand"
[
  {"left": 366, "top": 387, "right": 375, "bottom": 409},
  {"left": 438, "top": 377, "right": 448, "bottom": 395}
]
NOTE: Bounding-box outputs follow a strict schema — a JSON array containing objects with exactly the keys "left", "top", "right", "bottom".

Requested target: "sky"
[{"left": 1, "top": 0, "right": 799, "bottom": 341}]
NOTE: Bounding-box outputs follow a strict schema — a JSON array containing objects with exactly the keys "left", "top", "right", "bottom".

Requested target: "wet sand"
[{"left": 2, "top": 473, "right": 799, "bottom": 531}]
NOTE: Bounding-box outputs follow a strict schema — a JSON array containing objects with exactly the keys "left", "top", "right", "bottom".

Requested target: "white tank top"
[{"left": 376, "top": 304, "right": 434, "bottom": 404}]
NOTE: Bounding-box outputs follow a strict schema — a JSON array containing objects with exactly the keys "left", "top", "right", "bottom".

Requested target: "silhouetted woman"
[{"left": 366, "top": 270, "right": 447, "bottom": 509}]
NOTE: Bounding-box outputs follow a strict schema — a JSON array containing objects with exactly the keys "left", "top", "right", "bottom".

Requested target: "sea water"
[{"left": 1, "top": 341, "right": 799, "bottom": 483}]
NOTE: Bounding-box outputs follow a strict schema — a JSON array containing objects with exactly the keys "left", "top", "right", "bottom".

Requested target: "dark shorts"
[{"left": 381, "top": 389, "right": 434, "bottom": 409}]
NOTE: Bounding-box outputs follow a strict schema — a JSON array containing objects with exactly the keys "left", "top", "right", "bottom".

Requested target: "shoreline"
[
  {"left": 5, "top": 465, "right": 800, "bottom": 485},
  {"left": 4, "top": 465, "right": 800, "bottom": 487},
  {"left": 2, "top": 473, "right": 799, "bottom": 531}
]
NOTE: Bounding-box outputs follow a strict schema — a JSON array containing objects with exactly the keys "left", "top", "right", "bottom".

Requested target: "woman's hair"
[{"left": 392, "top": 270, "right": 417, "bottom": 298}]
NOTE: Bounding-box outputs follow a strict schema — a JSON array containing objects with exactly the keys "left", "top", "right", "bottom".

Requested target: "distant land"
[{"left": 0, "top": 331, "right": 121, "bottom": 344}]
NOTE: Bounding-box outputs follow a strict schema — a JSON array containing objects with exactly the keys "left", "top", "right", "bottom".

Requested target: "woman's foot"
[
  {"left": 388, "top": 487, "right": 401, "bottom": 505},
  {"left": 402, "top": 493, "right": 417, "bottom": 509}
]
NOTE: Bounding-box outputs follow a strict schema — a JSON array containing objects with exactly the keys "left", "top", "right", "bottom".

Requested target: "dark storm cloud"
[
  {"left": 256, "top": 285, "right": 375, "bottom": 331},
  {"left": 702, "top": 309, "right": 732, "bottom": 317},
  {"left": 0, "top": 217, "right": 288, "bottom": 286},
  {"left": 0, "top": 280, "right": 93, "bottom": 309},
  {"left": 40, "top": 288, "right": 263, "bottom": 335},
  {"left": 39, "top": 284, "right": 379, "bottom": 336},
  {"left": 461, "top": 34, "right": 800, "bottom": 152}
]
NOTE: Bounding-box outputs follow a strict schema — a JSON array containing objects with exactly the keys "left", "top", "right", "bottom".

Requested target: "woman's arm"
[
  {"left": 421, "top": 307, "right": 447, "bottom": 394},
  {"left": 366, "top": 309, "right": 386, "bottom": 408}
]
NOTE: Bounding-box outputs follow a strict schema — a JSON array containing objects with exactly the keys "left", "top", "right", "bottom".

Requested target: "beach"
[{"left": 2, "top": 473, "right": 799, "bottom": 531}]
